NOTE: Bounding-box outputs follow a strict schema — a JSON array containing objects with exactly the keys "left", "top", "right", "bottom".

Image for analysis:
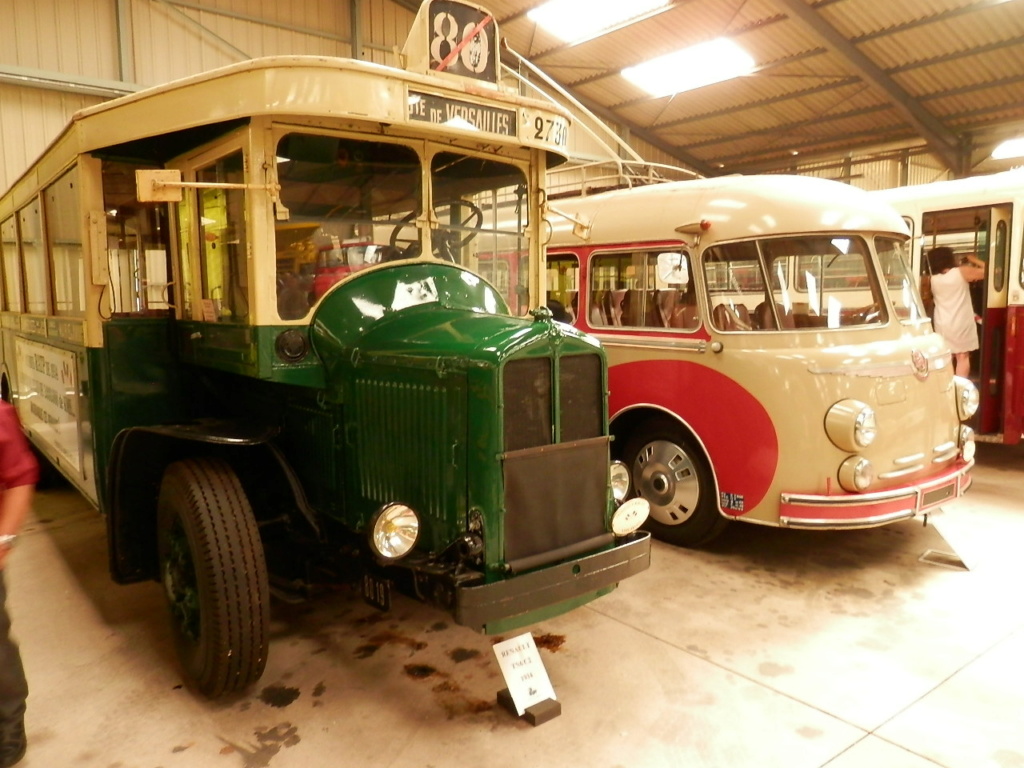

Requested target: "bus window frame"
[
  {"left": 584, "top": 246, "right": 699, "bottom": 331},
  {"left": 101, "top": 157, "right": 176, "bottom": 319},
  {"left": 45, "top": 165, "right": 86, "bottom": 318},
  {"left": 545, "top": 250, "right": 581, "bottom": 324},
  {"left": 994, "top": 217, "right": 1007, "bottom": 293},
  {"left": 173, "top": 135, "right": 250, "bottom": 324},
  {"left": 0, "top": 215, "right": 24, "bottom": 313},
  {"left": 18, "top": 198, "right": 52, "bottom": 316}
]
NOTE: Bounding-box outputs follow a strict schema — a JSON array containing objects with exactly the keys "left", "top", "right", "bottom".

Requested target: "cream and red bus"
[
  {"left": 545, "top": 175, "right": 978, "bottom": 547},
  {"left": 875, "top": 169, "right": 1024, "bottom": 443}
]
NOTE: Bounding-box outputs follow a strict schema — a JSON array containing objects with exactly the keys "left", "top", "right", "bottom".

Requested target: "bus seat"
[
  {"left": 754, "top": 301, "right": 775, "bottom": 329},
  {"left": 656, "top": 290, "right": 675, "bottom": 326},
  {"left": 735, "top": 304, "right": 751, "bottom": 328},
  {"left": 620, "top": 290, "right": 637, "bottom": 326},
  {"left": 671, "top": 304, "right": 699, "bottom": 329},
  {"left": 590, "top": 290, "right": 609, "bottom": 325},
  {"left": 623, "top": 289, "right": 661, "bottom": 327},
  {"left": 712, "top": 302, "right": 751, "bottom": 331},
  {"left": 755, "top": 301, "right": 796, "bottom": 330},
  {"left": 609, "top": 290, "right": 627, "bottom": 325}
]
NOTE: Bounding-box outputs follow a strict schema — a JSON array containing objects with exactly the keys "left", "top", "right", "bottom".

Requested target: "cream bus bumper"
[{"left": 778, "top": 459, "right": 974, "bottom": 530}]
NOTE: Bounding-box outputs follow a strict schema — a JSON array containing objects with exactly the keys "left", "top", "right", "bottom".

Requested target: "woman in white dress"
[{"left": 926, "top": 246, "right": 986, "bottom": 378}]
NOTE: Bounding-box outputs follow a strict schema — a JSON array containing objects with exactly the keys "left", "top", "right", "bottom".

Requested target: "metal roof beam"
[
  {"left": 0, "top": 65, "right": 137, "bottom": 98},
  {"left": 772, "top": 0, "right": 964, "bottom": 173},
  {"left": 647, "top": 76, "right": 861, "bottom": 130}
]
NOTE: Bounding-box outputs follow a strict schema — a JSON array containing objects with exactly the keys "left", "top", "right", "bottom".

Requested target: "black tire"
[
  {"left": 622, "top": 420, "right": 728, "bottom": 547},
  {"left": 157, "top": 457, "right": 269, "bottom": 697}
]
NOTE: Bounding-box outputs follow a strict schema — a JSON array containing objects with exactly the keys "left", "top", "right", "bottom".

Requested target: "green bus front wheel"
[{"left": 156, "top": 457, "right": 269, "bottom": 697}]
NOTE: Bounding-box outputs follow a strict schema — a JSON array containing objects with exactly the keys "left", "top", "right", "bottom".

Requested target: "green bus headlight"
[
  {"left": 369, "top": 503, "right": 420, "bottom": 560},
  {"left": 610, "top": 460, "right": 631, "bottom": 503}
]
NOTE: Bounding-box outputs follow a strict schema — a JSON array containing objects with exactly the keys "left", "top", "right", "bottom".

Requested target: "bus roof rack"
[{"left": 499, "top": 40, "right": 700, "bottom": 198}]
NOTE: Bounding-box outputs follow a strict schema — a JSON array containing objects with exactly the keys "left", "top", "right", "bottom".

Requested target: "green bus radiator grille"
[
  {"left": 502, "top": 357, "right": 553, "bottom": 452},
  {"left": 502, "top": 354, "right": 603, "bottom": 450},
  {"left": 351, "top": 378, "right": 457, "bottom": 527},
  {"left": 501, "top": 354, "right": 610, "bottom": 571},
  {"left": 558, "top": 353, "right": 603, "bottom": 442}
]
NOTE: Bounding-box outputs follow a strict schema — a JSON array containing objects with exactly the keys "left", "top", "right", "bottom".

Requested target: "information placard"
[
  {"left": 408, "top": 91, "right": 517, "bottom": 137},
  {"left": 492, "top": 633, "right": 556, "bottom": 716},
  {"left": 14, "top": 338, "right": 81, "bottom": 474}
]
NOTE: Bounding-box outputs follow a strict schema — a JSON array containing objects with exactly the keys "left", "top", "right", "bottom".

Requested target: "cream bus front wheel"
[{"left": 622, "top": 421, "right": 728, "bottom": 547}]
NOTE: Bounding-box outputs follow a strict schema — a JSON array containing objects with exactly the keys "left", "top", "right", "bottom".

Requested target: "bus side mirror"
[{"left": 135, "top": 169, "right": 290, "bottom": 220}]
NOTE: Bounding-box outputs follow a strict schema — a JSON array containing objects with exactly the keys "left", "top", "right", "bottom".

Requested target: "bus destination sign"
[{"left": 408, "top": 90, "right": 516, "bottom": 138}]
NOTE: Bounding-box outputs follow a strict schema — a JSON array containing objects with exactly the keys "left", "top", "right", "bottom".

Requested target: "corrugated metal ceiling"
[{"left": 433, "top": 0, "right": 1024, "bottom": 177}]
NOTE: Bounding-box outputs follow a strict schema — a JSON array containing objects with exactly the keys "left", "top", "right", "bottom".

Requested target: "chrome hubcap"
[{"left": 633, "top": 439, "right": 701, "bottom": 526}]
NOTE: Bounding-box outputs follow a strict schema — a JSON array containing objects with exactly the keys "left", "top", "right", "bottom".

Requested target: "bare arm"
[
  {"left": 958, "top": 263, "right": 986, "bottom": 283},
  {"left": 0, "top": 484, "right": 33, "bottom": 569}
]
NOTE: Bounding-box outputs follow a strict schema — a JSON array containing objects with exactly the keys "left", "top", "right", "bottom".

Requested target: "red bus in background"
[{"left": 876, "top": 170, "right": 1024, "bottom": 443}]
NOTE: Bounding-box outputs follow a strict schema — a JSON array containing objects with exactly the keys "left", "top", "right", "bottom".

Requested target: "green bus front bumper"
[{"left": 454, "top": 531, "right": 652, "bottom": 633}]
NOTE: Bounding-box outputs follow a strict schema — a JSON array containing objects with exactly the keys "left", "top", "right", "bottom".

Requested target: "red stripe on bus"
[{"left": 609, "top": 358, "right": 778, "bottom": 517}]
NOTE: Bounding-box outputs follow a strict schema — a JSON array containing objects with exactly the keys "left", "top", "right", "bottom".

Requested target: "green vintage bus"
[{"left": 0, "top": 0, "right": 650, "bottom": 698}]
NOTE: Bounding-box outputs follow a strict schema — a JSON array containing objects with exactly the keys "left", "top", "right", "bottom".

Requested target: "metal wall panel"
[
  {"left": 0, "top": 0, "right": 118, "bottom": 78},
  {"left": 361, "top": 0, "right": 415, "bottom": 67},
  {"left": 0, "top": 85, "right": 102, "bottom": 193},
  {"left": 129, "top": 0, "right": 357, "bottom": 86},
  {"left": 773, "top": 150, "right": 954, "bottom": 193}
]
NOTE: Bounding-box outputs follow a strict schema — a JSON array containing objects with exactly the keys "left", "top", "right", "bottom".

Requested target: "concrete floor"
[{"left": 9, "top": 442, "right": 1023, "bottom": 768}]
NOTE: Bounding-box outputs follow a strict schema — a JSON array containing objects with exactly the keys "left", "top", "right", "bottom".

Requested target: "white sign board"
[
  {"left": 14, "top": 338, "right": 82, "bottom": 474},
  {"left": 492, "top": 633, "right": 556, "bottom": 716}
]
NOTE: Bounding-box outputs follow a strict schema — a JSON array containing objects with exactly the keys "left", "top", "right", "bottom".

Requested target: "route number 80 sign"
[{"left": 427, "top": 0, "right": 498, "bottom": 83}]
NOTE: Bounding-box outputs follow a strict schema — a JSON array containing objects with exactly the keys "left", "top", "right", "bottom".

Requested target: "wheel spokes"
[{"left": 163, "top": 525, "right": 201, "bottom": 642}]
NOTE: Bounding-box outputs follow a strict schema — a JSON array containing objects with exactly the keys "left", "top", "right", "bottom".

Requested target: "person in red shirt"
[{"left": 0, "top": 402, "right": 38, "bottom": 768}]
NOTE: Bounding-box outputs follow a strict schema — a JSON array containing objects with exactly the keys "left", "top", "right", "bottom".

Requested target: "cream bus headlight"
[
  {"left": 610, "top": 460, "right": 631, "bottom": 503},
  {"left": 612, "top": 497, "right": 650, "bottom": 535},
  {"left": 838, "top": 456, "right": 875, "bottom": 492},
  {"left": 825, "top": 400, "right": 877, "bottom": 452},
  {"left": 959, "top": 425, "right": 976, "bottom": 463},
  {"left": 954, "top": 376, "right": 980, "bottom": 420},
  {"left": 369, "top": 503, "right": 420, "bottom": 560}
]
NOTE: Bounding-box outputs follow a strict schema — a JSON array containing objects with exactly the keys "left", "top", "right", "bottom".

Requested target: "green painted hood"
[{"left": 309, "top": 262, "right": 600, "bottom": 377}]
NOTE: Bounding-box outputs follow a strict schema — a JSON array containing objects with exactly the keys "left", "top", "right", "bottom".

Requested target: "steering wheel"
[{"left": 389, "top": 200, "right": 484, "bottom": 260}]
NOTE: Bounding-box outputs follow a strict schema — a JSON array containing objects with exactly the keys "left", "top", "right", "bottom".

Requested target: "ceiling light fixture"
[
  {"left": 621, "top": 38, "right": 755, "bottom": 98},
  {"left": 992, "top": 137, "right": 1024, "bottom": 160},
  {"left": 528, "top": 0, "right": 671, "bottom": 44}
]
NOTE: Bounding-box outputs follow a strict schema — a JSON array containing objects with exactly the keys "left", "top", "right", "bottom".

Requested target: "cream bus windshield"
[
  {"left": 274, "top": 133, "right": 529, "bottom": 321},
  {"left": 706, "top": 236, "right": 887, "bottom": 331}
]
